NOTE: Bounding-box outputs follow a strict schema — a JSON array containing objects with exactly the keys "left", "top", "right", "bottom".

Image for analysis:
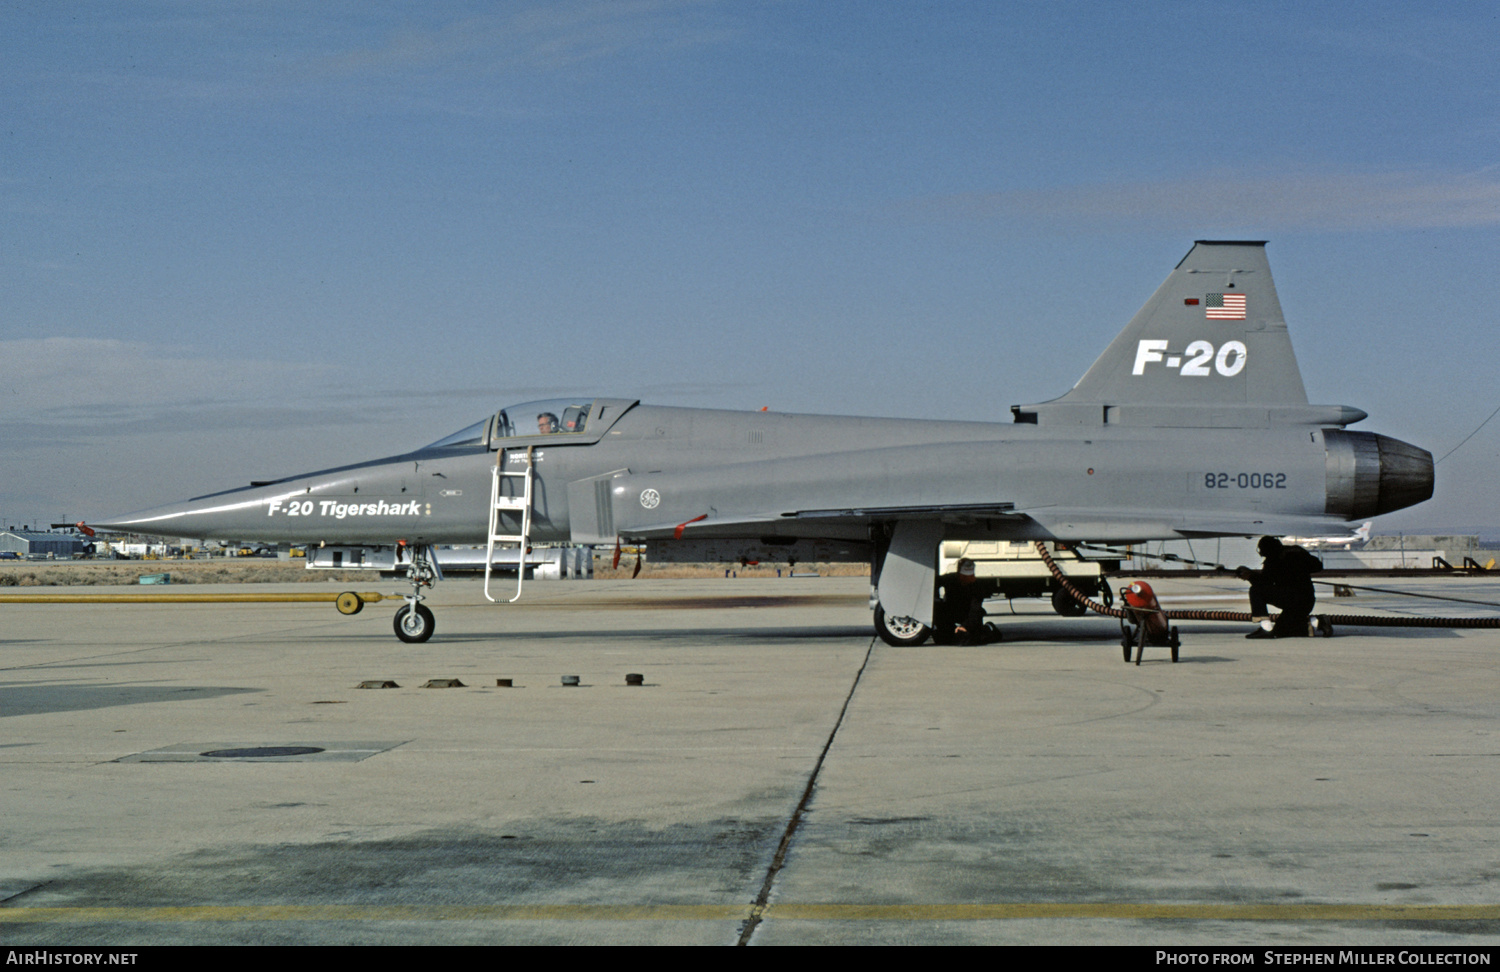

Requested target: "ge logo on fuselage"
[{"left": 639, "top": 488, "right": 661, "bottom": 509}]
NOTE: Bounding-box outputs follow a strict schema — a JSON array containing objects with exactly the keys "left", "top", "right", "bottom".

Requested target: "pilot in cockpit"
[{"left": 536, "top": 412, "right": 561, "bottom": 434}]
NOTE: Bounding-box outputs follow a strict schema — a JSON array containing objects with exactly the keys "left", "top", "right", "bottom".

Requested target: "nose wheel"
[
  {"left": 394, "top": 602, "right": 435, "bottom": 643},
  {"left": 392, "top": 542, "right": 440, "bottom": 643}
]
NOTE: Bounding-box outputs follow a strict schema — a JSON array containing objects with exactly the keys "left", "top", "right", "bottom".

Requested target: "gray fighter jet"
[{"left": 96, "top": 242, "right": 1433, "bottom": 644}]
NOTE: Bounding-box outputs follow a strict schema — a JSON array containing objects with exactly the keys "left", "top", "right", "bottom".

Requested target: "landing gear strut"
[{"left": 394, "top": 543, "right": 440, "bottom": 643}]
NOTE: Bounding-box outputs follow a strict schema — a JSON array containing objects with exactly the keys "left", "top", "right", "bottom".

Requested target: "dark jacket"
[{"left": 1252, "top": 545, "right": 1323, "bottom": 609}]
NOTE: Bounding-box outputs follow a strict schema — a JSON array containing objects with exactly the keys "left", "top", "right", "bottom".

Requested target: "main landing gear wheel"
[
  {"left": 394, "top": 603, "right": 435, "bottom": 643},
  {"left": 874, "top": 605, "right": 930, "bottom": 647}
]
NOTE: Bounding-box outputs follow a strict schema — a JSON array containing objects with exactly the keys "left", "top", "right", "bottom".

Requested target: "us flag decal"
[{"left": 1205, "top": 293, "right": 1247, "bottom": 319}]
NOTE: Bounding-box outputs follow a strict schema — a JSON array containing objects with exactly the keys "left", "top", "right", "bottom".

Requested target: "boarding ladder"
[{"left": 484, "top": 446, "right": 534, "bottom": 603}]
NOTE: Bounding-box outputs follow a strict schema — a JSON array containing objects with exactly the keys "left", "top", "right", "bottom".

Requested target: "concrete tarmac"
[{"left": 3, "top": 573, "right": 1500, "bottom": 946}]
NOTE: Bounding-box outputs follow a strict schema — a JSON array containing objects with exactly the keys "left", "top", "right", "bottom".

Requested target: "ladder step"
[
  {"left": 494, "top": 497, "right": 528, "bottom": 510},
  {"left": 490, "top": 535, "right": 527, "bottom": 544}
]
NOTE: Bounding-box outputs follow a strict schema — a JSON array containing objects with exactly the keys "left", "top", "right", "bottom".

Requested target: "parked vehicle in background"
[{"left": 939, "top": 540, "right": 1118, "bottom": 616}]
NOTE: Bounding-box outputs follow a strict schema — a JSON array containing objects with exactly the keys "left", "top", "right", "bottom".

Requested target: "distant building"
[{"left": 0, "top": 531, "right": 88, "bottom": 558}]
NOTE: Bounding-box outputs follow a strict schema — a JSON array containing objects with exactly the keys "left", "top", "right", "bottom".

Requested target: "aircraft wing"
[
  {"left": 621, "top": 499, "right": 1349, "bottom": 546},
  {"left": 599, "top": 444, "right": 1029, "bottom": 545},
  {"left": 785, "top": 502, "right": 1018, "bottom": 520},
  {"left": 618, "top": 498, "right": 1024, "bottom": 540}
]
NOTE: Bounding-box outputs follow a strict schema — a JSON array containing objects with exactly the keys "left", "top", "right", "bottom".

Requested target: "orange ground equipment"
[{"left": 1119, "top": 581, "right": 1181, "bottom": 664}]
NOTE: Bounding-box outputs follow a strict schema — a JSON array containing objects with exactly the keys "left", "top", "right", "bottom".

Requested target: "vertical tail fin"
[{"left": 1059, "top": 241, "right": 1308, "bottom": 407}]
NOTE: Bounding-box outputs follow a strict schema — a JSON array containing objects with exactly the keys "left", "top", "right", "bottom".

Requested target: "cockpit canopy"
[
  {"left": 494, "top": 398, "right": 593, "bottom": 439},
  {"left": 423, "top": 419, "right": 488, "bottom": 450},
  {"left": 421, "top": 398, "right": 636, "bottom": 451}
]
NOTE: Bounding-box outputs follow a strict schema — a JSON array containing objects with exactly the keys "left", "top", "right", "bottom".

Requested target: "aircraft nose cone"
[
  {"left": 92, "top": 489, "right": 272, "bottom": 539},
  {"left": 91, "top": 503, "right": 208, "bottom": 537}
]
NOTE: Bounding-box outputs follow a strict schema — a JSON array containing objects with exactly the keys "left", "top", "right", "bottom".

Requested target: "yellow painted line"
[
  {"left": 0, "top": 592, "right": 389, "bottom": 604},
  {"left": 2, "top": 903, "right": 1498, "bottom": 923}
]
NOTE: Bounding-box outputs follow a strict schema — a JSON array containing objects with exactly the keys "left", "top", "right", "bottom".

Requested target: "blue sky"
[{"left": 3, "top": 1, "right": 1497, "bottom": 533}]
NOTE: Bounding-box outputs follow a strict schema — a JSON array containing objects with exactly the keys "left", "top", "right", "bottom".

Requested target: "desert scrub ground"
[
  {"left": 1, "top": 557, "right": 870, "bottom": 586},
  {"left": 0, "top": 560, "right": 371, "bottom": 586}
]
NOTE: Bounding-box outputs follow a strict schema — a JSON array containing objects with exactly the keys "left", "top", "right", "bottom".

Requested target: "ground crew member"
[
  {"left": 1236, "top": 536, "right": 1324, "bottom": 638},
  {"left": 935, "top": 557, "right": 1001, "bottom": 645}
]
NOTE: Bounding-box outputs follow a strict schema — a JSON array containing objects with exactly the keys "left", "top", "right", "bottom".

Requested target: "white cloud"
[
  {"left": 0, "top": 338, "right": 599, "bottom": 455},
  {"left": 318, "top": 0, "right": 729, "bottom": 78},
  {"left": 0, "top": 337, "right": 333, "bottom": 411},
  {"left": 926, "top": 169, "right": 1500, "bottom": 231}
]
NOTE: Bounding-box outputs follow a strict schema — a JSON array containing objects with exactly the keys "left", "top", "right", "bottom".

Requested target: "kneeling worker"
[
  {"left": 1236, "top": 536, "right": 1325, "bottom": 639},
  {"left": 935, "top": 557, "right": 1001, "bottom": 645}
]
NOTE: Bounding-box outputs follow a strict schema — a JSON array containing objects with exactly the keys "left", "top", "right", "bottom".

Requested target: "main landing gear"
[
  {"left": 874, "top": 605, "right": 930, "bottom": 646},
  {"left": 393, "top": 543, "right": 439, "bottom": 643},
  {"left": 873, "top": 606, "right": 1002, "bottom": 647}
]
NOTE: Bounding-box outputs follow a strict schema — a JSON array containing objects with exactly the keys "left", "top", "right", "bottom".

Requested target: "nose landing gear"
[{"left": 393, "top": 542, "right": 440, "bottom": 643}]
